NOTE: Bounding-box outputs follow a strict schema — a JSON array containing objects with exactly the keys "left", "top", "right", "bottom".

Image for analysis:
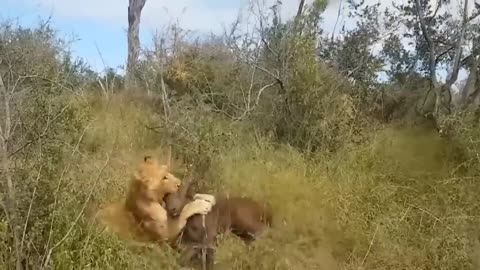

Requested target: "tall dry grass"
[
  {"left": 3, "top": 92, "right": 479, "bottom": 269},
  {"left": 70, "top": 93, "right": 479, "bottom": 270}
]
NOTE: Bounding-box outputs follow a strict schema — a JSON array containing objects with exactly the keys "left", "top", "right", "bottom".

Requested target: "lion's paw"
[
  {"left": 193, "top": 193, "right": 216, "bottom": 205},
  {"left": 183, "top": 199, "right": 213, "bottom": 218}
]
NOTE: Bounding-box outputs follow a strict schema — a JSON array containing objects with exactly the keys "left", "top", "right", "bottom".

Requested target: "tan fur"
[
  {"left": 94, "top": 202, "right": 150, "bottom": 242},
  {"left": 123, "top": 156, "right": 215, "bottom": 242}
]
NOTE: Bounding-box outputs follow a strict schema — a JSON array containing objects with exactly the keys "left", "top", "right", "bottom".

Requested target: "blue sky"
[
  {"left": 3, "top": 0, "right": 352, "bottom": 72},
  {"left": 1, "top": 0, "right": 471, "bottom": 86}
]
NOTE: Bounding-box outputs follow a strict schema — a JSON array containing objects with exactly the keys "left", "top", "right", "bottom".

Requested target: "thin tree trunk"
[
  {"left": 292, "top": 0, "right": 306, "bottom": 36},
  {"left": 461, "top": 55, "right": 478, "bottom": 106},
  {"left": 415, "top": 0, "right": 442, "bottom": 115},
  {"left": 438, "top": 0, "right": 469, "bottom": 113},
  {"left": 465, "top": 56, "right": 480, "bottom": 107},
  {"left": 0, "top": 74, "right": 22, "bottom": 270},
  {"left": 1, "top": 140, "right": 21, "bottom": 270},
  {"left": 296, "top": 0, "right": 306, "bottom": 19},
  {"left": 126, "top": 0, "right": 147, "bottom": 89}
]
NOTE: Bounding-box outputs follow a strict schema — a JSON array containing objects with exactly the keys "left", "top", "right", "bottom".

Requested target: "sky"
[
  {"left": 1, "top": 0, "right": 475, "bottom": 85},
  {"left": 1, "top": 0, "right": 328, "bottom": 71},
  {"left": 1, "top": 0, "right": 369, "bottom": 72}
]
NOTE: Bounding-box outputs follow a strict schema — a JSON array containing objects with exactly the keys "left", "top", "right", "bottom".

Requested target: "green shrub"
[{"left": 2, "top": 13, "right": 480, "bottom": 270}]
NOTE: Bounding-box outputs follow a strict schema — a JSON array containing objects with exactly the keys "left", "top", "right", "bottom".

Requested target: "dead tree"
[
  {"left": 0, "top": 73, "right": 22, "bottom": 270},
  {"left": 296, "top": 0, "right": 306, "bottom": 20},
  {"left": 126, "top": 0, "right": 147, "bottom": 88},
  {"left": 460, "top": 52, "right": 480, "bottom": 108},
  {"left": 415, "top": 0, "right": 479, "bottom": 115}
]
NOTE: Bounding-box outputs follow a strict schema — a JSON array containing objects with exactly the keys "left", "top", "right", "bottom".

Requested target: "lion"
[{"left": 125, "top": 156, "right": 216, "bottom": 242}]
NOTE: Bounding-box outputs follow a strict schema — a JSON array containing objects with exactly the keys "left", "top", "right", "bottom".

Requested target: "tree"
[
  {"left": 126, "top": 0, "right": 147, "bottom": 89},
  {"left": 320, "top": 1, "right": 384, "bottom": 88},
  {"left": 0, "top": 20, "right": 101, "bottom": 269},
  {"left": 0, "top": 72, "right": 21, "bottom": 270},
  {"left": 459, "top": 9, "right": 480, "bottom": 108},
  {"left": 383, "top": 0, "right": 480, "bottom": 115}
]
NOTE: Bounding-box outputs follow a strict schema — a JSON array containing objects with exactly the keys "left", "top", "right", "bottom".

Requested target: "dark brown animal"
[{"left": 164, "top": 175, "right": 272, "bottom": 269}]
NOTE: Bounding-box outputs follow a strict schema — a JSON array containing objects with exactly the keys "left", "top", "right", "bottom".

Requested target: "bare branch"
[
  {"left": 41, "top": 121, "right": 92, "bottom": 266},
  {"left": 247, "top": 61, "right": 285, "bottom": 91},
  {"left": 261, "top": 36, "right": 279, "bottom": 59},
  {"left": 232, "top": 81, "right": 278, "bottom": 121},
  {"left": 20, "top": 165, "right": 43, "bottom": 257},
  {"left": 41, "top": 153, "right": 111, "bottom": 269},
  {"left": 415, "top": 0, "right": 439, "bottom": 88},
  {"left": 431, "top": 1, "right": 442, "bottom": 20},
  {"left": 467, "top": 8, "right": 480, "bottom": 23},
  {"left": 157, "top": 38, "right": 170, "bottom": 119},
  {"left": 435, "top": 45, "right": 456, "bottom": 63},
  {"left": 9, "top": 74, "right": 78, "bottom": 96},
  {"left": 0, "top": 72, "right": 22, "bottom": 270},
  {"left": 245, "top": 65, "right": 257, "bottom": 111},
  {"left": 296, "top": 0, "right": 306, "bottom": 19},
  {"left": 459, "top": 38, "right": 480, "bottom": 67},
  {"left": 145, "top": 119, "right": 200, "bottom": 143},
  {"left": 445, "top": 0, "right": 470, "bottom": 87},
  {"left": 251, "top": 81, "right": 278, "bottom": 110},
  {"left": 0, "top": 74, "right": 6, "bottom": 141},
  {"left": 8, "top": 103, "right": 72, "bottom": 158},
  {"left": 331, "top": 0, "right": 344, "bottom": 41},
  {"left": 95, "top": 44, "right": 111, "bottom": 98},
  {"left": 126, "top": 0, "right": 148, "bottom": 88}
]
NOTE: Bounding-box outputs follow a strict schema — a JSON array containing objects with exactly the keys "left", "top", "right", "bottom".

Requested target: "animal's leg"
[
  {"left": 231, "top": 229, "right": 256, "bottom": 243},
  {"left": 232, "top": 218, "right": 268, "bottom": 243},
  {"left": 206, "top": 247, "right": 215, "bottom": 270},
  {"left": 180, "top": 246, "right": 198, "bottom": 266},
  {"left": 187, "top": 247, "right": 214, "bottom": 270}
]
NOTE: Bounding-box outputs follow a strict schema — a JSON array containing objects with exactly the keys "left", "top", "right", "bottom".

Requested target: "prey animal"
[{"left": 164, "top": 173, "right": 272, "bottom": 269}]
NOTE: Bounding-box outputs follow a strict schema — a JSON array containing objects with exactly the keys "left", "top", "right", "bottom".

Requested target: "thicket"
[{"left": 1, "top": 0, "right": 480, "bottom": 269}]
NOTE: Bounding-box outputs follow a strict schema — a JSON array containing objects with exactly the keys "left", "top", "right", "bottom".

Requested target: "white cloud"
[
  {"left": 10, "top": 0, "right": 323, "bottom": 34},
  {"left": 12, "top": 0, "right": 126, "bottom": 23},
  {"left": 10, "top": 0, "right": 475, "bottom": 38},
  {"left": 10, "top": 0, "right": 475, "bottom": 81},
  {"left": 322, "top": 0, "right": 476, "bottom": 35}
]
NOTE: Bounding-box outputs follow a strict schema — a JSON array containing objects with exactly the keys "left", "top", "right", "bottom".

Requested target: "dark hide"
[{"left": 164, "top": 179, "right": 272, "bottom": 269}]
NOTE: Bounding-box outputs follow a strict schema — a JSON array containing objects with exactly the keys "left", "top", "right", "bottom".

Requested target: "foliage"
[
  {"left": 1, "top": 0, "right": 480, "bottom": 269},
  {"left": 320, "top": 1, "right": 384, "bottom": 87}
]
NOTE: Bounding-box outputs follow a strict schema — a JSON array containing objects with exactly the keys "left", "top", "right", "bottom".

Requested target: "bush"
[{"left": 2, "top": 11, "right": 480, "bottom": 270}]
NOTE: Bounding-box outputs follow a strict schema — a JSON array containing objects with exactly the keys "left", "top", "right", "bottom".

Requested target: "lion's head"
[{"left": 133, "top": 156, "right": 182, "bottom": 198}]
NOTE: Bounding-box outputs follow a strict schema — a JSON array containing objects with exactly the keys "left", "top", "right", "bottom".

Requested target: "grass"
[{"left": 5, "top": 93, "right": 479, "bottom": 269}]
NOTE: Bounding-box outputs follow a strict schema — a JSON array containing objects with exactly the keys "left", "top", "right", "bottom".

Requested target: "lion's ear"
[
  {"left": 161, "top": 164, "right": 170, "bottom": 171},
  {"left": 144, "top": 156, "right": 162, "bottom": 167}
]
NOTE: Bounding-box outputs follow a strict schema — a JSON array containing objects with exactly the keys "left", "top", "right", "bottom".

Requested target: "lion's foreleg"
[
  {"left": 141, "top": 203, "right": 169, "bottom": 241},
  {"left": 193, "top": 193, "right": 216, "bottom": 205}
]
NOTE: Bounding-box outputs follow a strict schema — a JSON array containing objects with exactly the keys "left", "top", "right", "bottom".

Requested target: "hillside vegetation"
[{"left": 1, "top": 0, "right": 480, "bottom": 269}]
